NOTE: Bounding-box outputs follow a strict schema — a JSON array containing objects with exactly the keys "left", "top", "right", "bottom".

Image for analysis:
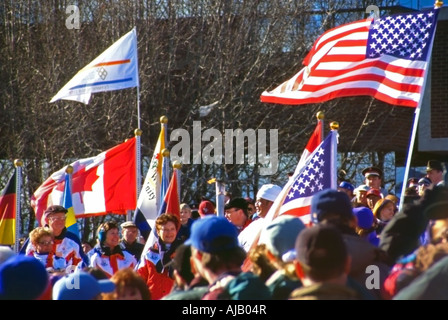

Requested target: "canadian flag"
[{"left": 31, "top": 138, "right": 136, "bottom": 225}]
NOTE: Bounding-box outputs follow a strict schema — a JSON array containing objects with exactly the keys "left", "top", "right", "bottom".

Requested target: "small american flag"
[
  {"left": 261, "top": 129, "right": 338, "bottom": 232},
  {"left": 261, "top": 8, "right": 439, "bottom": 108}
]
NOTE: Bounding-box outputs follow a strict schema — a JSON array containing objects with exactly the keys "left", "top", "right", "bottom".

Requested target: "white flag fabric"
[{"left": 50, "top": 27, "right": 139, "bottom": 104}]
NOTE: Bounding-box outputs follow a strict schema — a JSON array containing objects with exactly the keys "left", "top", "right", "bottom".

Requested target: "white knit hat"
[{"left": 256, "top": 184, "right": 282, "bottom": 202}]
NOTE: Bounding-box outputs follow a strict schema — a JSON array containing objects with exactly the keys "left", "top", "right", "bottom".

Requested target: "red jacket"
[{"left": 136, "top": 240, "right": 180, "bottom": 300}]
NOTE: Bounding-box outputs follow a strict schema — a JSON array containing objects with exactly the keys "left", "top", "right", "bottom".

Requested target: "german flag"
[{"left": 0, "top": 172, "right": 16, "bottom": 245}]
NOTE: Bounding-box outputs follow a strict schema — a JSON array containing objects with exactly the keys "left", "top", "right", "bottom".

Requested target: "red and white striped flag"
[{"left": 261, "top": 8, "right": 439, "bottom": 108}]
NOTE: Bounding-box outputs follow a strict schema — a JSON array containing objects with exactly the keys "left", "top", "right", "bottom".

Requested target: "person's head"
[
  {"left": 179, "top": 203, "right": 192, "bottom": 225},
  {"left": 366, "top": 188, "right": 382, "bottom": 210},
  {"left": 418, "top": 177, "right": 432, "bottom": 197},
  {"left": 294, "top": 224, "right": 350, "bottom": 284},
  {"left": 97, "top": 221, "right": 120, "bottom": 249},
  {"left": 245, "top": 197, "right": 256, "bottom": 217},
  {"left": 185, "top": 216, "right": 245, "bottom": 280},
  {"left": 155, "top": 213, "right": 180, "bottom": 244},
  {"left": 103, "top": 268, "right": 151, "bottom": 300},
  {"left": 224, "top": 197, "right": 249, "bottom": 228},
  {"left": 120, "top": 221, "right": 139, "bottom": 244},
  {"left": 426, "top": 160, "right": 444, "bottom": 185},
  {"left": 310, "top": 189, "right": 355, "bottom": 228},
  {"left": 198, "top": 199, "right": 215, "bottom": 218},
  {"left": 42, "top": 205, "right": 68, "bottom": 236},
  {"left": 407, "top": 177, "right": 419, "bottom": 192},
  {"left": 353, "top": 206, "right": 375, "bottom": 234},
  {"left": 263, "top": 215, "right": 306, "bottom": 263},
  {"left": 354, "top": 184, "right": 370, "bottom": 205},
  {"left": 424, "top": 186, "right": 448, "bottom": 244},
  {"left": 166, "top": 244, "right": 196, "bottom": 288},
  {"left": 30, "top": 227, "right": 54, "bottom": 254},
  {"left": 82, "top": 240, "right": 94, "bottom": 254},
  {"left": 248, "top": 244, "right": 277, "bottom": 282},
  {"left": 373, "top": 198, "right": 397, "bottom": 222},
  {"left": 0, "top": 255, "right": 49, "bottom": 300},
  {"left": 385, "top": 194, "right": 399, "bottom": 207},
  {"left": 338, "top": 181, "right": 355, "bottom": 199},
  {"left": 255, "top": 184, "right": 282, "bottom": 218},
  {"left": 52, "top": 271, "right": 115, "bottom": 300},
  {"left": 362, "top": 166, "right": 383, "bottom": 190}
]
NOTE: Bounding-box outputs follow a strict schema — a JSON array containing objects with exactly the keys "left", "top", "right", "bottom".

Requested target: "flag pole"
[
  {"left": 158, "top": 116, "right": 169, "bottom": 214},
  {"left": 173, "top": 161, "right": 182, "bottom": 202},
  {"left": 398, "top": 0, "right": 442, "bottom": 211},
  {"left": 317, "top": 111, "right": 324, "bottom": 138},
  {"left": 133, "top": 128, "right": 143, "bottom": 222},
  {"left": 13, "top": 159, "right": 23, "bottom": 253}
]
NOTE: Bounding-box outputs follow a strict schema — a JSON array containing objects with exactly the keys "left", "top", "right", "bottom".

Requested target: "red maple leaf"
[{"left": 72, "top": 166, "right": 99, "bottom": 194}]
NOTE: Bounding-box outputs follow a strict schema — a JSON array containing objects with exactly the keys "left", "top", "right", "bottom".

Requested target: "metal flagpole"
[
  {"left": 398, "top": 0, "right": 442, "bottom": 211},
  {"left": 14, "top": 159, "right": 23, "bottom": 253},
  {"left": 134, "top": 25, "right": 141, "bottom": 222},
  {"left": 172, "top": 161, "right": 182, "bottom": 202}
]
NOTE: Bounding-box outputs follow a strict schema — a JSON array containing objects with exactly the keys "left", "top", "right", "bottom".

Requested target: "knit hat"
[
  {"left": 0, "top": 255, "right": 49, "bottom": 300},
  {"left": 295, "top": 224, "right": 347, "bottom": 272},
  {"left": 198, "top": 200, "right": 215, "bottom": 217},
  {"left": 263, "top": 215, "right": 306, "bottom": 258},
  {"left": 256, "top": 184, "right": 282, "bottom": 202}
]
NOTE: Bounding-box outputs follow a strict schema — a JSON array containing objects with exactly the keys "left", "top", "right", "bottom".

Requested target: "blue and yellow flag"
[{"left": 63, "top": 174, "right": 80, "bottom": 239}]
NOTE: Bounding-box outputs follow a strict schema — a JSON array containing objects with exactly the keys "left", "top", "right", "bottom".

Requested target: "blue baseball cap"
[
  {"left": 0, "top": 255, "right": 49, "bottom": 300},
  {"left": 353, "top": 206, "right": 374, "bottom": 229},
  {"left": 52, "top": 272, "right": 115, "bottom": 300},
  {"left": 263, "top": 215, "right": 306, "bottom": 258},
  {"left": 311, "top": 189, "right": 354, "bottom": 224},
  {"left": 338, "top": 181, "right": 354, "bottom": 191},
  {"left": 185, "top": 216, "right": 239, "bottom": 253}
]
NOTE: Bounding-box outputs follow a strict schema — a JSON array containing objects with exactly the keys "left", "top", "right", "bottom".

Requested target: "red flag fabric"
[
  {"left": 296, "top": 119, "right": 323, "bottom": 171},
  {"left": 0, "top": 172, "right": 16, "bottom": 245},
  {"left": 261, "top": 8, "right": 439, "bottom": 108},
  {"left": 31, "top": 138, "right": 136, "bottom": 225},
  {"left": 160, "top": 169, "right": 180, "bottom": 219}
]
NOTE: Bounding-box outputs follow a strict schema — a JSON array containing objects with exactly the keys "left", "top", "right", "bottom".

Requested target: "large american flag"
[{"left": 260, "top": 8, "right": 439, "bottom": 107}]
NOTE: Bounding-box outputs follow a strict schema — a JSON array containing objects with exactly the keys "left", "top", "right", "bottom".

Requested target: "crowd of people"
[{"left": 0, "top": 160, "right": 447, "bottom": 300}]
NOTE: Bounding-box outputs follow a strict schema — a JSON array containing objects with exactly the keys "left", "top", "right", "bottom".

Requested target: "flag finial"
[
  {"left": 160, "top": 116, "right": 168, "bottom": 124},
  {"left": 66, "top": 165, "right": 74, "bottom": 174},
  {"left": 172, "top": 161, "right": 182, "bottom": 169},
  {"left": 134, "top": 128, "right": 142, "bottom": 136},
  {"left": 14, "top": 159, "right": 23, "bottom": 167},
  {"left": 330, "top": 121, "right": 339, "bottom": 130},
  {"left": 435, "top": 0, "right": 443, "bottom": 8},
  {"left": 162, "top": 148, "right": 170, "bottom": 157},
  {"left": 316, "top": 111, "right": 324, "bottom": 120}
]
